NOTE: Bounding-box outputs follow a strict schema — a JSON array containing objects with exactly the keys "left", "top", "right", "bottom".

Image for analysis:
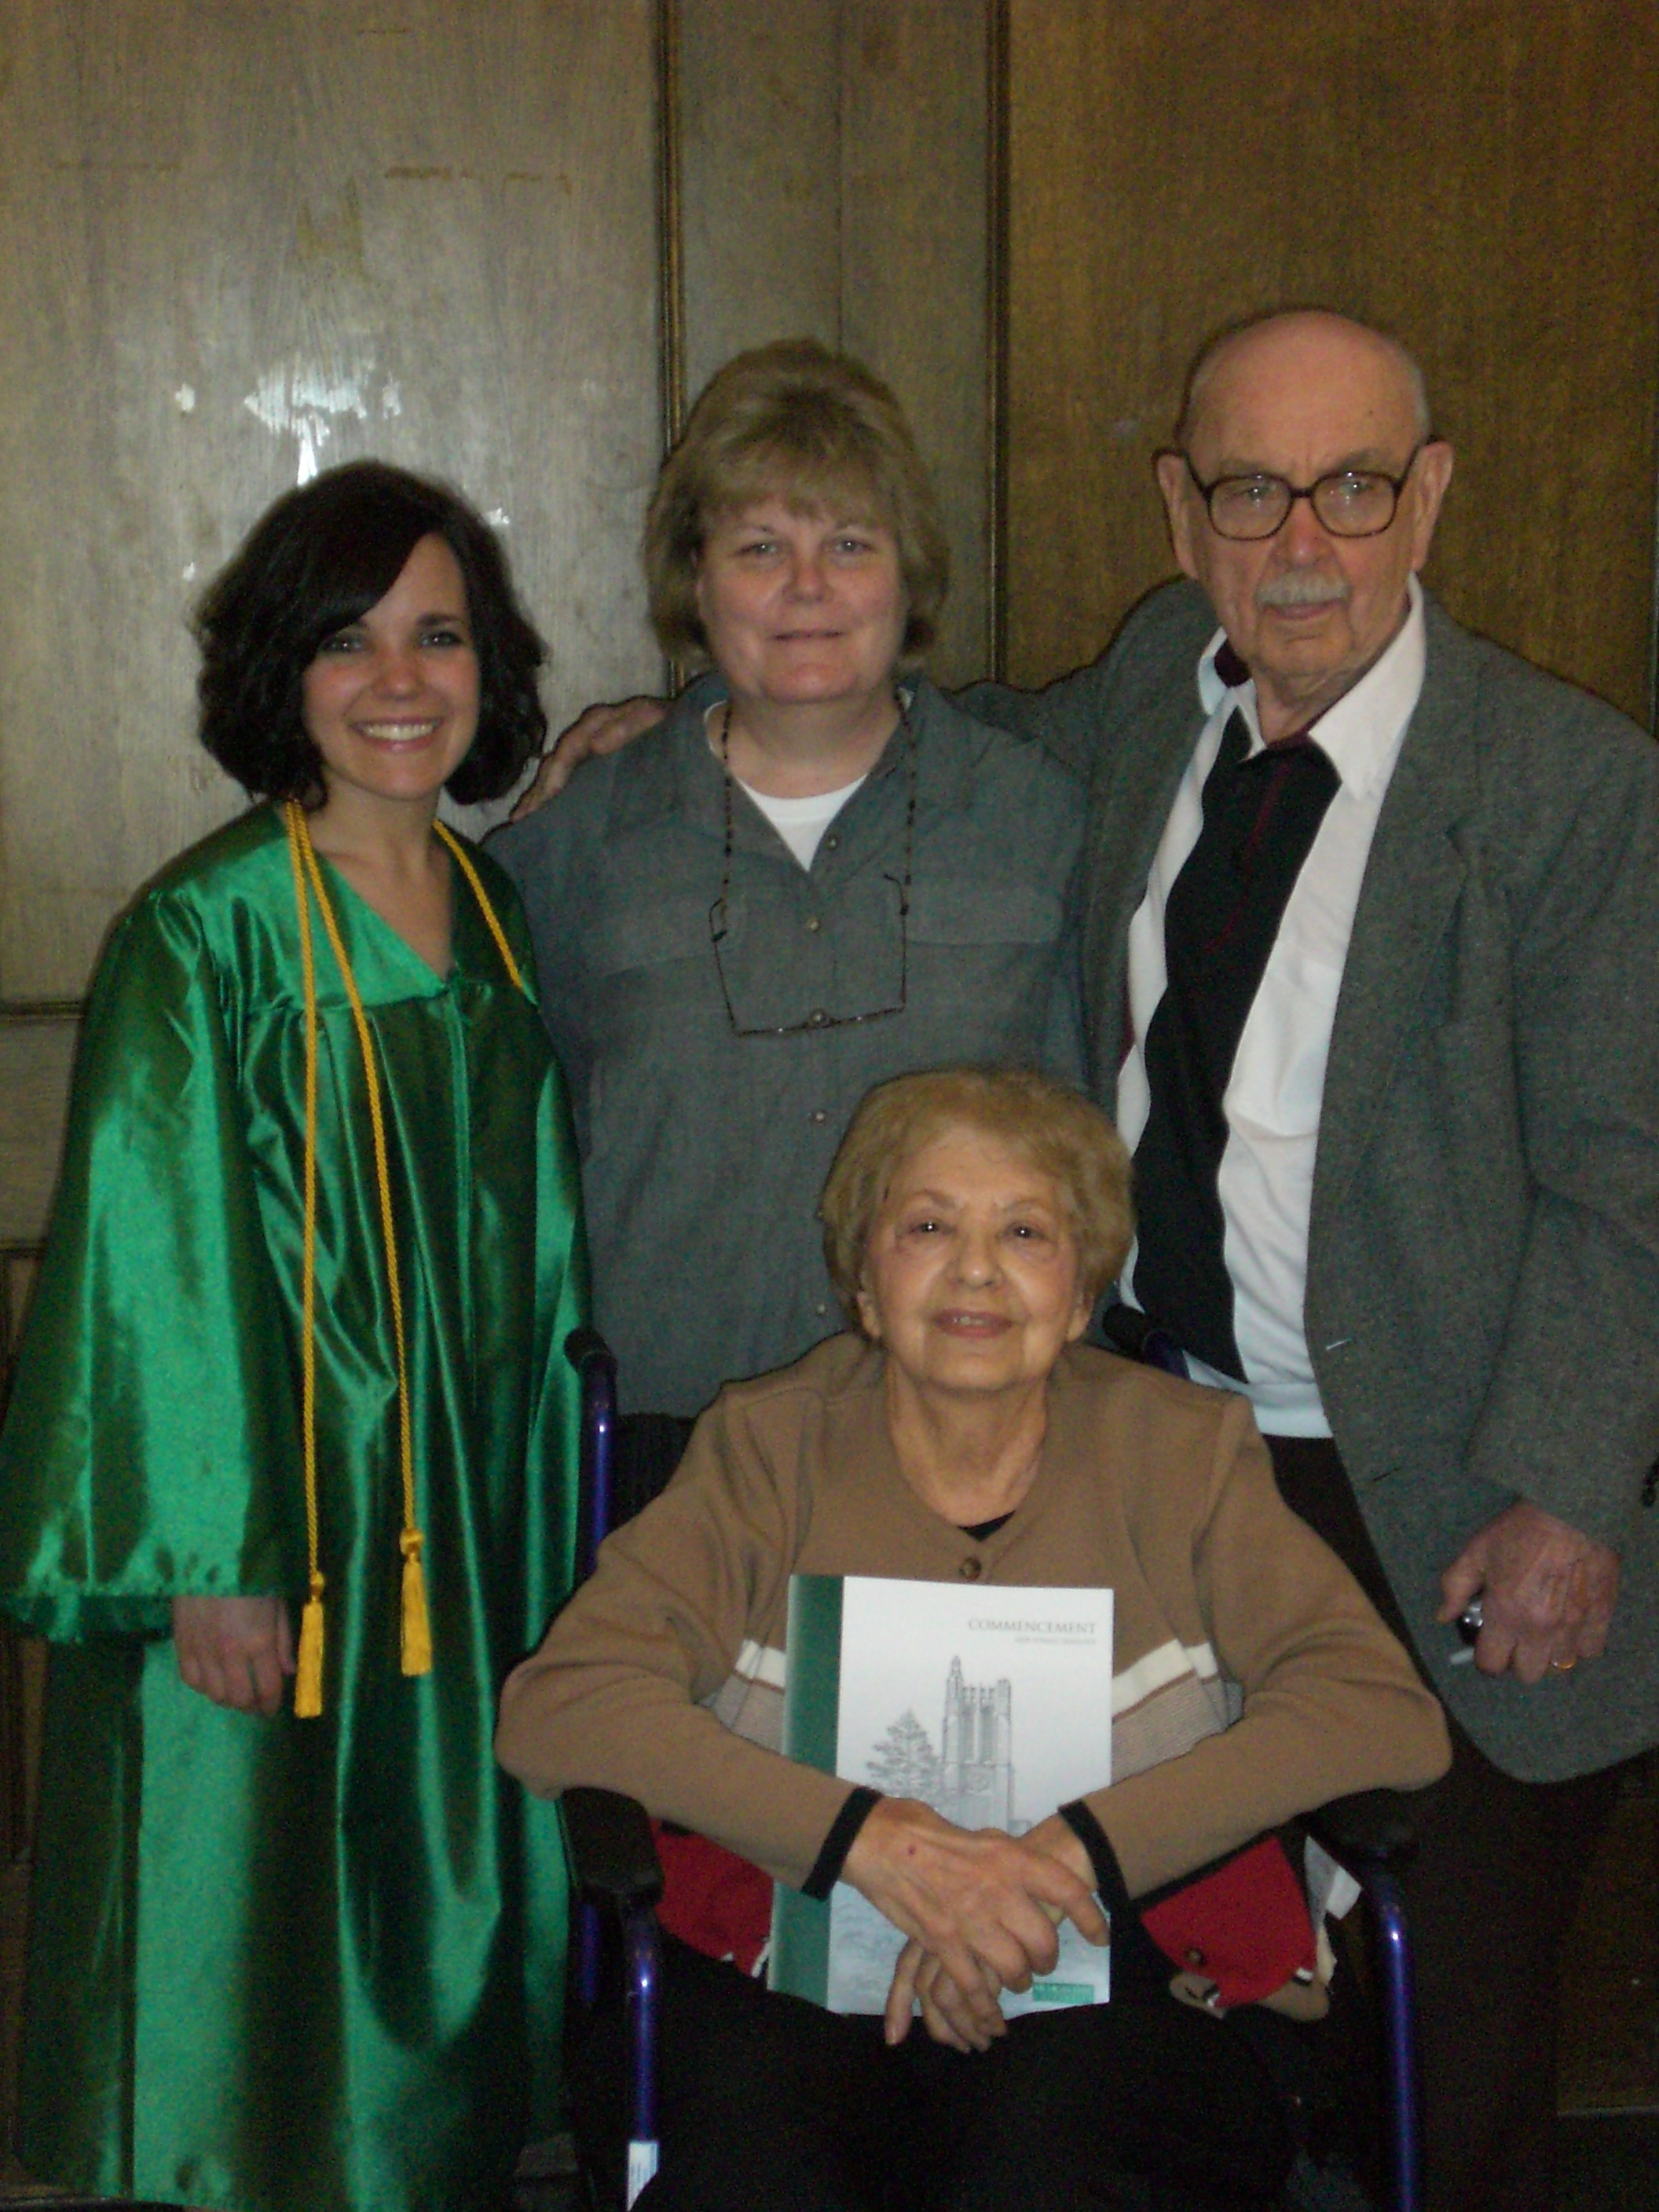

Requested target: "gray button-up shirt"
[{"left": 492, "top": 675, "right": 1085, "bottom": 1415}]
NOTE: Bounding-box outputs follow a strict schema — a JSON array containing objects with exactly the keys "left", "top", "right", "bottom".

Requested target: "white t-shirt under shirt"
[
  {"left": 737, "top": 774, "right": 867, "bottom": 870},
  {"left": 705, "top": 701, "right": 869, "bottom": 870},
  {"left": 1115, "top": 577, "right": 1429, "bottom": 1437}
]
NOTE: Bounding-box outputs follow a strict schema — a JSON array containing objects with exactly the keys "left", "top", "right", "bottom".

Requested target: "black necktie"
[{"left": 1130, "top": 709, "right": 1341, "bottom": 1378}]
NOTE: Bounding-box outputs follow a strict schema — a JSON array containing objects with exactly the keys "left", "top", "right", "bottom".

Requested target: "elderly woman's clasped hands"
[{"left": 844, "top": 1796, "right": 1108, "bottom": 2051}]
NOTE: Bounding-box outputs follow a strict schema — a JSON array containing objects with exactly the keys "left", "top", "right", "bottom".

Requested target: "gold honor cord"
[
  {"left": 432, "top": 820, "right": 525, "bottom": 990},
  {"left": 283, "top": 801, "right": 529, "bottom": 1716},
  {"left": 287, "top": 819, "right": 327, "bottom": 1717}
]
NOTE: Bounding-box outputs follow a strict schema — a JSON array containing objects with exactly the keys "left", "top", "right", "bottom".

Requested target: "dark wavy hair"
[{"left": 195, "top": 460, "right": 547, "bottom": 805}]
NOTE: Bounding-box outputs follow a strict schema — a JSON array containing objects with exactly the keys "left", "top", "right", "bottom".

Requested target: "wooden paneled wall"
[
  {"left": 1004, "top": 0, "right": 1659, "bottom": 728},
  {"left": 0, "top": 0, "right": 664, "bottom": 1008}
]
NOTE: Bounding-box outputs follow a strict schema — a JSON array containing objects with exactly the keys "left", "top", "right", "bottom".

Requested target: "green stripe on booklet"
[{"left": 771, "top": 1575, "right": 843, "bottom": 2004}]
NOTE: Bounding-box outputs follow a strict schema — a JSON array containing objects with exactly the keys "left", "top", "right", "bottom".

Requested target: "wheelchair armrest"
[
  {"left": 560, "top": 1785, "right": 665, "bottom": 1912},
  {"left": 564, "top": 1325, "right": 617, "bottom": 1377},
  {"left": 1306, "top": 1788, "right": 1418, "bottom": 1872}
]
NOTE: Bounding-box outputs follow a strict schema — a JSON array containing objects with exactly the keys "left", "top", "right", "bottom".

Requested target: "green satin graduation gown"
[{"left": 0, "top": 805, "right": 586, "bottom": 2212}]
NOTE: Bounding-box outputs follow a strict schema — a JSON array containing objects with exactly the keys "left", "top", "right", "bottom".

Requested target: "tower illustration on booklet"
[
  {"left": 940, "top": 1659, "right": 1016, "bottom": 1832},
  {"left": 870, "top": 1662, "right": 1020, "bottom": 1834}
]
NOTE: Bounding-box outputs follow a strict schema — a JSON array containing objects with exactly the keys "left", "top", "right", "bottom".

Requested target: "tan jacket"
[{"left": 498, "top": 1339, "right": 1449, "bottom": 1896}]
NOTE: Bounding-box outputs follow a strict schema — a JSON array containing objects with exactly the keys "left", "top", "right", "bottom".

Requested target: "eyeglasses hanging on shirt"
[{"left": 708, "top": 699, "right": 917, "bottom": 1038}]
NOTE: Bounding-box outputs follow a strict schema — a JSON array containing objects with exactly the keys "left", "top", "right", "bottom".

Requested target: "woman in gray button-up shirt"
[{"left": 495, "top": 341, "right": 1085, "bottom": 1419}]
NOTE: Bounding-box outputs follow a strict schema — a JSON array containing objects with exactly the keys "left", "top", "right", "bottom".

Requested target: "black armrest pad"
[
  {"left": 564, "top": 1325, "right": 615, "bottom": 1375},
  {"left": 1306, "top": 1789, "right": 1418, "bottom": 1871},
  {"left": 559, "top": 1786, "right": 665, "bottom": 1910}
]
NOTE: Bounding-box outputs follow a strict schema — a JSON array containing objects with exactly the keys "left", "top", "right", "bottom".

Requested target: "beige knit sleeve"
[
  {"left": 495, "top": 1382, "right": 855, "bottom": 1890},
  {"left": 1082, "top": 1395, "right": 1451, "bottom": 1897}
]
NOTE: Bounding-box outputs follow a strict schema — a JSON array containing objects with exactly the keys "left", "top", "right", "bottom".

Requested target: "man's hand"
[
  {"left": 1437, "top": 1500, "right": 1620, "bottom": 1683},
  {"left": 510, "top": 696, "right": 668, "bottom": 816},
  {"left": 172, "top": 1594, "right": 295, "bottom": 1716},
  {"left": 843, "top": 1797, "right": 1105, "bottom": 2050}
]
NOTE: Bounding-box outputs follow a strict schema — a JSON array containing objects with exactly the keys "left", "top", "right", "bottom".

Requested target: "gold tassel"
[
  {"left": 400, "top": 1528, "right": 432, "bottom": 1676},
  {"left": 295, "top": 1571, "right": 326, "bottom": 1718}
]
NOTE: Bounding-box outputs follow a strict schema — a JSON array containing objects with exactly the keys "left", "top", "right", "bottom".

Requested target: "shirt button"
[
  {"left": 815, "top": 1301, "right": 828, "bottom": 1317},
  {"left": 807, "top": 1009, "right": 829, "bottom": 1028},
  {"left": 958, "top": 1555, "right": 983, "bottom": 1582},
  {"left": 804, "top": 916, "right": 821, "bottom": 932},
  {"left": 824, "top": 833, "right": 840, "bottom": 851},
  {"left": 809, "top": 1109, "right": 827, "bottom": 1124}
]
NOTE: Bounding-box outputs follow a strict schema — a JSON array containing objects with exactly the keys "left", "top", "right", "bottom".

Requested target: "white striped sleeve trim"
[
  {"left": 1111, "top": 1637, "right": 1219, "bottom": 1716},
  {"left": 732, "top": 1637, "right": 787, "bottom": 1690}
]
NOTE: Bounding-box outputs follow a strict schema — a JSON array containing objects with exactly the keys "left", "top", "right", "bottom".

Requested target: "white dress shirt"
[{"left": 1116, "top": 577, "right": 1428, "bottom": 1434}]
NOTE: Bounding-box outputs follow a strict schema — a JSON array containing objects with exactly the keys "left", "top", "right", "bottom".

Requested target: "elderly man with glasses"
[{"left": 957, "top": 308, "right": 1659, "bottom": 2212}]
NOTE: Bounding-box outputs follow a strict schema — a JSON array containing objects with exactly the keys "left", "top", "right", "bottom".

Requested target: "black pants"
[
  {"left": 1266, "top": 1436, "right": 1626, "bottom": 2212},
  {"left": 571, "top": 1935, "right": 1294, "bottom": 2212}
]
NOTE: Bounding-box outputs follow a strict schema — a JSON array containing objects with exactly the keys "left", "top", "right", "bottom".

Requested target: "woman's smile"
[
  {"left": 301, "top": 533, "right": 481, "bottom": 816},
  {"left": 353, "top": 716, "right": 445, "bottom": 741},
  {"left": 856, "top": 1127, "right": 1091, "bottom": 1397},
  {"left": 694, "top": 496, "right": 908, "bottom": 716},
  {"left": 932, "top": 1306, "right": 1013, "bottom": 1338}
]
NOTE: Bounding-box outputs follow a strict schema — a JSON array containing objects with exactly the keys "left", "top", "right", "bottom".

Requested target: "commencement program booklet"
[{"left": 771, "top": 1574, "right": 1115, "bottom": 2016}]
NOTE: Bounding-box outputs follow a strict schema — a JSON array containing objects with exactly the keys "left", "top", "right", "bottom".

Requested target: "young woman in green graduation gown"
[{"left": 0, "top": 462, "right": 586, "bottom": 2212}]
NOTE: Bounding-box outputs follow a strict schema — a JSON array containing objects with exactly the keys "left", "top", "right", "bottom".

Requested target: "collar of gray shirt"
[{"left": 605, "top": 671, "right": 976, "bottom": 852}]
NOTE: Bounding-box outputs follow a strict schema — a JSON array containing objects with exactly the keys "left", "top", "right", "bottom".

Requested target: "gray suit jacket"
[{"left": 966, "top": 580, "right": 1659, "bottom": 1779}]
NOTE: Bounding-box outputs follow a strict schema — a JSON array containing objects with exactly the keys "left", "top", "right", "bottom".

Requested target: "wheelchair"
[{"left": 558, "top": 1328, "right": 1424, "bottom": 2212}]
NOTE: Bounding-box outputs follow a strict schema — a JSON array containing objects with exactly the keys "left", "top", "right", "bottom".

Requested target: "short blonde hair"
[
  {"left": 819, "top": 1068, "right": 1134, "bottom": 1328},
  {"left": 644, "top": 339, "right": 950, "bottom": 667}
]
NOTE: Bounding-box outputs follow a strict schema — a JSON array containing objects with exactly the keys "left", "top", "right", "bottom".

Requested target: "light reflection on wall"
[{"left": 240, "top": 361, "right": 403, "bottom": 484}]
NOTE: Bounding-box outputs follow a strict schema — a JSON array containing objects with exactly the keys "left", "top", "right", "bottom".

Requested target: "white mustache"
[{"left": 1256, "top": 573, "right": 1350, "bottom": 610}]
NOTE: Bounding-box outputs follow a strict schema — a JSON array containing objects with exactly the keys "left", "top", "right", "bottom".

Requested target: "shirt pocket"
[
  {"left": 1225, "top": 943, "right": 1344, "bottom": 1139},
  {"left": 906, "top": 881, "right": 1064, "bottom": 947},
  {"left": 590, "top": 892, "right": 714, "bottom": 979},
  {"left": 585, "top": 890, "right": 731, "bottom": 1074}
]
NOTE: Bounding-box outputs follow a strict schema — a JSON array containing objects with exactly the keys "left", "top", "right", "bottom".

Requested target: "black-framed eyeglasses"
[
  {"left": 708, "top": 700, "right": 917, "bottom": 1038},
  {"left": 1182, "top": 445, "right": 1428, "bottom": 541}
]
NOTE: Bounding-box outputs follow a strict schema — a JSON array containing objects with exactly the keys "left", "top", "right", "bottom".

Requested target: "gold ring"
[{"left": 1548, "top": 1657, "right": 1577, "bottom": 1673}]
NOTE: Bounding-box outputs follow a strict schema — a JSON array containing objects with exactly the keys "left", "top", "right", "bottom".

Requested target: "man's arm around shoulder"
[{"left": 955, "top": 577, "right": 1216, "bottom": 776}]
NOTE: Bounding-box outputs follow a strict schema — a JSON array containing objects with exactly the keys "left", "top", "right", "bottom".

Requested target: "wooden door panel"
[
  {"left": 0, "top": 0, "right": 664, "bottom": 1001},
  {"left": 1005, "top": 0, "right": 1659, "bottom": 727},
  {"left": 0, "top": 1020, "right": 76, "bottom": 1251}
]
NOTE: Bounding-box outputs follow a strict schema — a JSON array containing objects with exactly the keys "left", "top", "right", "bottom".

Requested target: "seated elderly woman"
[{"left": 498, "top": 1068, "right": 1449, "bottom": 2212}]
